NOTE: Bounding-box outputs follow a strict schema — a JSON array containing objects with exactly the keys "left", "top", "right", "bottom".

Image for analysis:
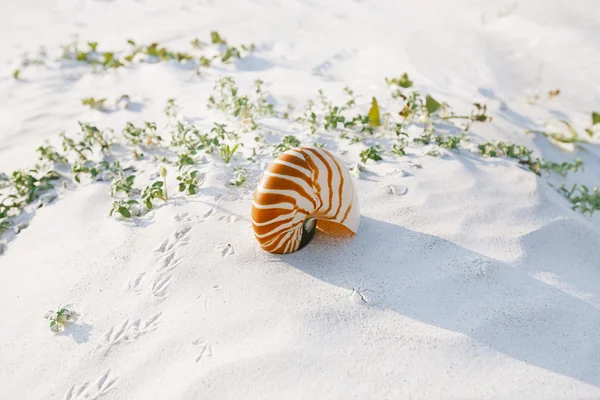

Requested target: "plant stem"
[{"left": 163, "top": 175, "right": 168, "bottom": 200}]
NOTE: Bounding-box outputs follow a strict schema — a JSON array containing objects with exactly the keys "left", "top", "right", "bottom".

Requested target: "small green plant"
[
  {"left": 122, "top": 121, "right": 161, "bottom": 154},
  {"left": 44, "top": 307, "right": 78, "bottom": 333},
  {"left": 13, "top": 69, "right": 20, "bottom": 80},
  {"left": 559, "top": 184, "right": 600, "bottom": 216},
  {"left": 82, "top": 97, "right": 107, "bottom": 110},
  {"left": 61, "top": 132, "right": 92, "bottom": 160},
  {"left": 386, "top": 73, "right": 413, "bottom": 89},
  {"left": 323, "top": 106, "right": 345, "bottom": 130},
  {"left": 37, "top": 146, "right": 68, "bottom": 164},
  {"left": 165, "top": 98, "right": 178, "bottom": 119},
  {"left": 141, "top": 166, "right": 168, "bottom": 209},
  {"left": 548, "top": 89, "right": 560, "bottom": 99},
  {"left": 109, "top": 199, "right": 140, "bottom": 218},
  {"left": 360, "top": 147, "right": 382, "bottom": 163},
  {"left": 79, "top": 122, "right": 111, "bottom": 152},
  {"left": 72, "top": 160, "right": 128, "bottom": 183},
  {"left": 391, "top": 141, "right": 407, "bottom": 156},
  {"left": 177, "top": 170, "right": 202, "bottom": 194},
  {"left": 232, "top": 167, "right": 248, "bottom": 187},
  {"left": 176, "top": 152, "right": 196, "bottom": 170},
  {"left": 274, "top": 135, "right": 301, "bottom": 156},
  {"left": 109, "top": 174, "right": 136, "bottom": 196},
  {"left": 210, "top": 31, "right": 227, "bottom": 45},
  {"left": 11, "top": 169, "right": 60, "bottom": 203},
  {"left": 435, "top": 134, "right": 464, "bottom": 151},
  {"left": 219, "top": 143, "right": 239, "bottom": 163}
]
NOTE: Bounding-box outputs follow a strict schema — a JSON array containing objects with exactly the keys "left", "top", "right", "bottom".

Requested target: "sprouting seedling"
[
  {"left": 165, "top": 98, "right": 178, "bottom": 119},
  {"left": 548, "top": 89, "right": 560, "bottom": 99},
  {"left": 323, "top": 106, "right": 346, "bottom": 130},
  {"left": 141, "top": 166, "right": 169, "bottom": 209},
  {"left": 82, "top": 97, "right": 107, "bottom": 111},
  {"left": 78, "top": 122, "right": 111, "bottom": 152},
  {"left": 123, "top": 121, "right": 162, "bottom": 149},
  {"left": 13, "top": 69, "right": 20, "bottom": 80},
  {"left": 386, "top": 73, "right": 413, "bottom": 89},
  {"left": 273, "top": 135, "right": 301, "bottom": 156},
  {"left": 360, "top": 147, "right": 383, "bottom": 163},
  {"left": 219, "top": 143, "right": 239, "bottom": 163},
  {"left": 61, "top": 132, "right": 92, "bottom": 160},
  {"left": 435, "top": 133, "right": 464, "bottom": 151},
  {"left": 109, "top": 174, "right": 136, "bottom": 196},
  {"left": 191, "top": 38, "right": 203, "bottom": 50},
  {"left": 10, "top": 169, "right": 60, "bottom": 203},
  {"left": 141, "top": 181, "right": 168, "bottom": 209},
  {"left": 176, "top": 170, "right": 203, "bottom": 194},
  {"left": 109, "top": 199, "right": 140, "bottom": 218},
  {"left": 176, "top": 152, "right": 196, "bottom": 170},
  {"left": 44, "top": 307, "right": 78, "bottom": 333},
  {"left": 253, "top": 79, "right": 275, "bottom": 116},
  {"left": 210, "top": 31, "right": 227, "bottom": 45},
  {"left": 37, "top": 146, "right": 68, "bottom": 164},
  {"left": 528, "top": 112, "right": 599, "bottom": 143},
  {"left": 231, "top": 167, "right": 248, "bottom": 187},
  {"left": 559, "top": 184, "right": 600, "bottom": 216}
]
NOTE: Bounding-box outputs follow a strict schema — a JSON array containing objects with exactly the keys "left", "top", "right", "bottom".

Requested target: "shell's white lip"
[{"left": 304, "top": 218, "right": 317, "bottom": 233}]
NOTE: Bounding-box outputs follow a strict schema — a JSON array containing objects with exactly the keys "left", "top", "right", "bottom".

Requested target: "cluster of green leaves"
[
  {"left": 60, "top": 122, "right": 112, "bottom": 160},
  {"left": 559, "top": 184, "right": 600, "bottom": 215},
  {"left": 72, "top": 160, "right": 128, "bottom": 183},
  {"left": 177, "top": 170, "right": 202, "bottom": 195},
  {"left": 360, "top": 147, "right": 382, "bottom": 163},
  {"left": 274, "top": 135, "right": 301, "bottom": 156},
  {"left": 208, "top": 77, "right": 274, "bottom": 122},
  {"left": 37, "top": 145, "right": 68, "bottom": 164},
  {"left": 209, "top": 31, "right": 255, "bottom": 63},
  {"left": 231, "top": 167, "right": 248, "bottom": 187},
  {"left": 43, "top": 307, "right": 78, "bottom": 333},
  {"left": 478, "top": 141, "right": 583, "bottom": 177},
  {"left": 55, "top": 32, "right": 254, "bottom": 74},
  {"left": 0, "top": 168, "right": 59, "bottom": 236},
  {"left": 529, "top": 113, "right": 600, "bottom": 144},
  {"left": 123, "top": 121, "right": 162, "bottom": 158},
  {"left": 82, "top": 97, "right": 107, "bottom": 110},
  {"left": 110, "top": 174, "right": 136, "bottom": 196}
]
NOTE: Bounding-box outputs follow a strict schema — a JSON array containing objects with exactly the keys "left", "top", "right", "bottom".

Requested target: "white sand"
[{"left": 1, "top": 0, "right": 599, "bottom": 399}]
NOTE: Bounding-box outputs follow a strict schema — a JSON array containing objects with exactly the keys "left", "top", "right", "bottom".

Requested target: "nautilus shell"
[{"left": 252, "top": 146, "right": 360, "bottom": 254}]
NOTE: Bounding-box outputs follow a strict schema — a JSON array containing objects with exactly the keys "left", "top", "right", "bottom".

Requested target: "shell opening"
[{"left": 299, "top": 218, "right": 317, "bottom": 250}]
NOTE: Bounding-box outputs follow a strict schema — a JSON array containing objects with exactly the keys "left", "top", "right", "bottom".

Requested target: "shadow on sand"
[{"left": 280, "top": 216, "right": 600, "bottom": 387}]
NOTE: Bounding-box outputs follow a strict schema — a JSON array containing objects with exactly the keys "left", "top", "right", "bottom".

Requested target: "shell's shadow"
[{"left": 281, "top": 216, "right": 600, "bottom": 388}]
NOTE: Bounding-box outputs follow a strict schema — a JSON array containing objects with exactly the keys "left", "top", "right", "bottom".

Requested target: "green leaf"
[
  {"left": 425, "top": 95, "right": 441, "bottom": 115},
  {"left": 179, "top": 183, "right": 186, "bottom": 192},
  {"left": 585, "top": 128, "right": 594, "bottom": 138},
  {"left": 368, "top": 97, "right": 381, "bottom": 127},
  {"left": 398, "top": 73, "right": 413, "bottom": 88},
  {"left": 189, "top": 185, "right": 196, "bottom": 195},
  {"left": 145, "top": 199, "right": 153, "bottom": 209},
  {"left": 118, "top": 207, "right": 131, "bottom": 218},
  {"left": 50, "top": 321, "right": 56, "bottom": 327},
  {"left": 592, "top": 112, "right": 600, "bottom": 125}
]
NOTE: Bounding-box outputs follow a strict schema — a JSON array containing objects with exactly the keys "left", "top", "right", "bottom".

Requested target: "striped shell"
[{"left": 251, "top": 146, "right": 360, "bottom": 254}]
